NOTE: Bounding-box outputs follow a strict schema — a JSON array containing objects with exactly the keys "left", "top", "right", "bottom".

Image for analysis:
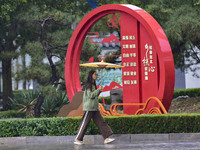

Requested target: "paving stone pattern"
[{"left": 1, "top": 133, "right": 200, "bottom": 150}]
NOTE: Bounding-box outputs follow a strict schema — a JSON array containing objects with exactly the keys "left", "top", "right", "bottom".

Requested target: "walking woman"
[{"left": 74, "top": 70, "right": 115, "bottom": 145}]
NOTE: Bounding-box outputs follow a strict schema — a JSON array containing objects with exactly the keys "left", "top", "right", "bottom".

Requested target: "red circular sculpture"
[{"left": 65, "top": 4, "right": 175, "bottom": 114}]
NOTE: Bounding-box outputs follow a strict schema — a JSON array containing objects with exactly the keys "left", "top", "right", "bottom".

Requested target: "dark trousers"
[{"left": 76, "top": 110, "right": 113, "bottom": 141}]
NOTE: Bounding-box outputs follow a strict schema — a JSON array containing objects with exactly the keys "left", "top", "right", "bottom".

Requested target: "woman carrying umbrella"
[{"left": 74, "top": 70, "right": 115, "bottom": 145}]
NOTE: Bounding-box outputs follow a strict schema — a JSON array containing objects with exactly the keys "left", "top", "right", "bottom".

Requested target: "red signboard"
[
  {"left": 120, "top": 12, "right": 140, "bottom": 114},
  {"left": 139, "top": 23, "right": 159, "bottom": 113},
  {"left": 65, "top": 4, "right": 175, "bottom": 114}
]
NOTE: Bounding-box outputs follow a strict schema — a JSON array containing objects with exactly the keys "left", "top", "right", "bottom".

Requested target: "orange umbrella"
[{"left": 80, "top": 60, "right": 124, "bottom": 86}]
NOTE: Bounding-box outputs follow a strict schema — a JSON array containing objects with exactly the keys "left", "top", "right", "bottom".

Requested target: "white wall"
[
  {"left": 185, "top": 47, "right": 200, "bottom": 89},
  {"left": 185, "top": 67, "right": 200, "bottom": 89}
]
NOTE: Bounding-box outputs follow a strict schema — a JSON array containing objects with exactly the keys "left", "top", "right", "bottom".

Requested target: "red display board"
[
  {"left": 65, "top": 4, "right": 175, "bottom": 114},
  {"left": 120, "top": 12, "right": 140, "bottom": 114}
]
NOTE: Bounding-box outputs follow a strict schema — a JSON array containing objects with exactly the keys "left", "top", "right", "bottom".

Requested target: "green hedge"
[
  {"left": 1, "top": 114, "right": 200, "bottom": 137},
  {"left": 173, "top": 88, "right": 200, "bottom": 98},
  {"left": 0, "top": 110, "right": 26, "bottom": 119}
]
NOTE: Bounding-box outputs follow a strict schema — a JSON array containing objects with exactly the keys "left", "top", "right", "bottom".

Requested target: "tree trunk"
[
  {"left": 34, "top": 94, "right": 45, "bottom": 117},
  {"left": 22, "top": 54, "right": 26, "bottom": 89},
  {"left": 2, "top": 58, "right": 12, "bottom": 110},
  {"left": 14, "top": 58, "right": 19, "bottom": 90}
]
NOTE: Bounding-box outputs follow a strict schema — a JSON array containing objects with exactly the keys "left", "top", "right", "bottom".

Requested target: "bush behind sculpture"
[{"left": 173, "top": 88, "right": 200, "bottom": 98}]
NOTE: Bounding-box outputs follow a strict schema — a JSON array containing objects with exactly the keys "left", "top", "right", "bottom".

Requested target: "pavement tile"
[
  {"left": 0, "top": 137, "right": 26, "bottom": 147},
  {"left": 1, "top": 133, "right": 200, "bottom": 149},
  {"left": 169, "top": 133, "right": 200, "bottom": 142},
  {"left": 131, "top": 134, "right": 169, "bottom": 143}
]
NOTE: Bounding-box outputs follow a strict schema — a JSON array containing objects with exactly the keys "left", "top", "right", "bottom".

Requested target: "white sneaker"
[
  {"left": 104, "top": 138, "right": 115, "bottom": 144},
  {"left": 74, "top": 140, "right": 84, "bottom": 145}
]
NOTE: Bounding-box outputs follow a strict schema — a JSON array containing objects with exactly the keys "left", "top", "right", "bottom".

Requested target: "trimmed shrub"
[
  {"left": 1, "top": 114, "right": 200, "bottom": 137},
  {"left": 173, "top": 88, "right": 200, "bottom": 98},
  {"left": 0, "top": 110, "right": 26, "bottom": 119}
]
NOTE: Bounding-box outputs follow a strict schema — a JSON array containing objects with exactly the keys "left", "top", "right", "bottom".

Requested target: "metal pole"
[{"left": 101, "top": 68, "right": 103, "bottom": 87}]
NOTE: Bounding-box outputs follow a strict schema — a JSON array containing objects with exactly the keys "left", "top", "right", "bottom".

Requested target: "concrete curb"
[{"left": 1, "top": 133, "right": 200, "bottom": 148}]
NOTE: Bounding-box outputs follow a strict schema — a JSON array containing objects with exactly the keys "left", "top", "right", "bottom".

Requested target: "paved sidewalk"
[
  {"left": 1, "top": 133, "right": 200, "bottom": 149},
  {"left": 2, "top": 142, "right": 200, "bottom": 150}
]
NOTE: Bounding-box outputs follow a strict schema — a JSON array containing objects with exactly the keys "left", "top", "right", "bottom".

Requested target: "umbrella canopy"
[
  {"left": 80, "top": 60, "right": 124, "bottom": 87},
  {"left": 80, "top": 60, "right": 124, "bottom": 68}
]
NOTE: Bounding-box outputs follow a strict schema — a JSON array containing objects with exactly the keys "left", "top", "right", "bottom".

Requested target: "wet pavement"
[
  {"left": 1, "top": 133, "right": 200, "bottom": 150},
  {"left": 1, "top": 142, "right": 200, "bottom": 150}
]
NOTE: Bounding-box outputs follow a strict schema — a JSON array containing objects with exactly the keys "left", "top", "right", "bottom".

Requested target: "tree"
[
  {"left": 163, "top": 1, "right": 200, "bottom": 77},
  {"left": 0, "top": 0, "right": 27, "bottom": 110},
  {"left": 15, "top": 1, "right": 101, "bottom": 117},
  {"left": 15, "top": 4, "right": 73, "bottom": 117}
]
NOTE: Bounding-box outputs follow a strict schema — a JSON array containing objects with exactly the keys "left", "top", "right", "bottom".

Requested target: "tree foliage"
[
  {"left": 0, "top": 0, "right": 28, "bottom": 110},
  {"left": 164, "top": 3, "right": 200, "bottom": 77},
  {"left": 13, "top": 1, "right": 102, "bottom": 116}
]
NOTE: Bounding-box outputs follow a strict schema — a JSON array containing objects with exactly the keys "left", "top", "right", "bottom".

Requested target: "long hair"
[{"left": 84, "top": 70, "right": 97, "bottom": 91}]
